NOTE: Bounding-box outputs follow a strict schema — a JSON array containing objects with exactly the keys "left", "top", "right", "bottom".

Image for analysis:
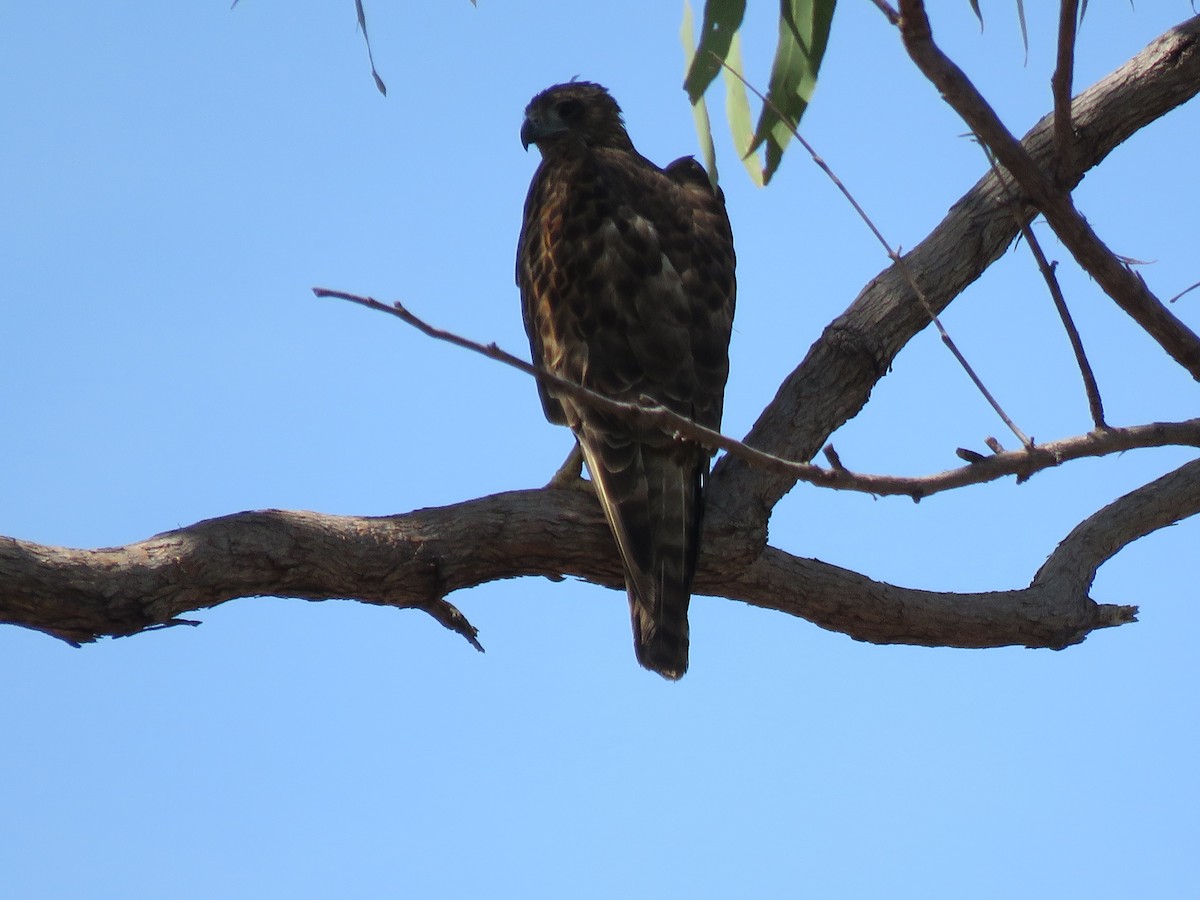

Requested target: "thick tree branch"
[
  {"left": 4, "top": 471, "right": 1169, "bottom": 652},
  {"left": 1033, "top": 457, "right": 1200, "bottom": 595},
  {"left": 719, "top": 547, "right": 1133, "bottom": 651},
  {"left": 709, "top": 15, "right": 1200, "bottom": 536},
  {"left": 899, "top": 2, "right": 1200, "bottom": 378}
]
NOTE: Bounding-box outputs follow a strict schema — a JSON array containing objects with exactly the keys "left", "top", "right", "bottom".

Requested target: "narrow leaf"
[
  {"left": 722, "top": 32, "right": 763, "bottom": 186},
  {"left": 681, "top": 0, "right": 719, "bottom": 183},
  {"left": 1016, "top": 0, "right": 1029, "bottom": 63},
  {"left": 683, "top": 0, "right": 748, "bottom": 104},
  {"left": 747, "top": 0, "right": 836, "bottom": 184}
]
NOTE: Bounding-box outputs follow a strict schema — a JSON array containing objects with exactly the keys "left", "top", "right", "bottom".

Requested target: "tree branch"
[
  {"left": 980, "top": 145, "right": 1107, "bottom": 427},
  {"left": 898, "top": 2, "right": 1200, "bottom": 379},
  {"left": 1033, "top": 457, "right": 1200, "bottom": 595},
  {"left": 709, "top": 14, "right": 1200, "bottom": 534},
  {"left": 1052, "top": 0, "right": 1080, "bottom": 182},
  {"left": 315, "top": 289, "right": 1200, "bottom": 501},
  {"left": 3, "top": 474, "right": 1164, "bottom": 652},
  {"left": 822, "top": 420, "right": 1200, "bottom": 499}
]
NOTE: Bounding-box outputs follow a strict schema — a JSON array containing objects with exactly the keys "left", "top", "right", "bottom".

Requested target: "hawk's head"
[{"left": 521, "top": 81, "right": 635, "bottom": 155}]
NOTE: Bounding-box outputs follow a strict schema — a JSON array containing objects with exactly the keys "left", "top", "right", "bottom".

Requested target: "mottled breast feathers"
[{"left": 516, "top": 81, "right": 736, "bottom": 679}]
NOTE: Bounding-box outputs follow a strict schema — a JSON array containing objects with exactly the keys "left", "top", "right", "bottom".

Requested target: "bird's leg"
[{"left": 546, "top": 441, "right": 587, "bottom": 489}]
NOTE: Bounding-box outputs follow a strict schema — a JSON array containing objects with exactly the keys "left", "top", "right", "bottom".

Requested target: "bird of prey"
[{"left": 516, "top": 81, "right": 736, "bottom": 679}]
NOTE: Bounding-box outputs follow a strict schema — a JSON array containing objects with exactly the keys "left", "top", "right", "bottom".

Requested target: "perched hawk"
[{"left": 516, "top": 81, "right": 736, "bottom": 679}]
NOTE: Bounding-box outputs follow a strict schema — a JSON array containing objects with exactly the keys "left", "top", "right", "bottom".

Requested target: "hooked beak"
[
  {"left": 520, "top": 116, "right": 538, "bottom": 151},
  {"left": 520, "top": 111, "right": 564, "bottom": 151}
]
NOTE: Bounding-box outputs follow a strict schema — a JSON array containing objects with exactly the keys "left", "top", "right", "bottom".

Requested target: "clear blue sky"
[{"left": 3, "top": 3, "right": 1197, "bottom": 897}]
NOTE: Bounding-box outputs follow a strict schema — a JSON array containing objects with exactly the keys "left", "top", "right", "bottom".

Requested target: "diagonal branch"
[
  {"left": 1052, "top": 0, "right": 1080, "bottom": 182},
  {"left": 979, "top": 145, "right": 1107, "bottom": 427},
  {"left": 708, "top": 15, "right": 1200, "bottom": 532},
  {"left": 898, "top": 1, "right": 1200, "bottom": 379}
]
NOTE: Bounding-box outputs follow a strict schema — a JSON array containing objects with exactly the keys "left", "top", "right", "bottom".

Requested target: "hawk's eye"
[{"left": 556, "top": 99, "right": 582, "bottom": 121}]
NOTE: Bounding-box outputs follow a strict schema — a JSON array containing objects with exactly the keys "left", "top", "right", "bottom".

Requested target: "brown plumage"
[{"left": 516, "top": 81, "right": 736, "bottom": 679}]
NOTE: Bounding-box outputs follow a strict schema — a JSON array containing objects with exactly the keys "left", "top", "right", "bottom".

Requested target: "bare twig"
[
  {"left": 1026, "top": 234, "right": 1107, "bottom": 427},
  {"left": 823, "top": 444, "right": 846, "bottom": 471},
  {"left": 1169, "top": 280, "right": 1200, "bottom": 304},
  {"left": 897, "top": 1, "right": 1200, "bottom": 381},
  {"left": 717, "top": 56, "right": 1033, "bottom": 448},
  {"left": 311, "top": 288, "right": 809, "bottom": 481},
  {"left": 980, "top": 145, "right": 1107, "bottom": 427},
  {"left": 1052, "top": 0, "right": 1080, "bottom": 182},
  {"left": 316, "top": 286, "right": 1200, "bottom": 502}
]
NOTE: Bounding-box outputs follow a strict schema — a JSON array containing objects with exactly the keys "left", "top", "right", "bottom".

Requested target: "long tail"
[{"left": 578, "top": 430, "right": 705, "bottom": 680}]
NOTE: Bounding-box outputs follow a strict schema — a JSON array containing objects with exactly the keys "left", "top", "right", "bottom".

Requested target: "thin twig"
[
  {"left": 313, "top": 287, "right": 1200, "bottom": 501},
  {"left": 1052, "top": 0, "right": 1080, "bottom": 183},
  {"left": 1169, "top": 280, "right": 1200, "bottom": 304},
  {"left": 979, "top": 144, "right": 1107, "bottom": 428},
  {"left": 312, "top": 287, "right": 803, "bottom": 479},
  {"left": 1028, "top": 237, "right": 1107, "bottom": 428},
  {"left": 716, "top": 54, "right": 1033, "bottom": 448}
]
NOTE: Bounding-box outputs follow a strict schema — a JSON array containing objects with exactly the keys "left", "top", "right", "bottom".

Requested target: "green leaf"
[
  {"left": 747, "top": 0, "right": 836, "bottom": 184},
  {"left": 722, "top": 32, "right": 763, "bottom": 186},
  {"left": 682, "top": 0, "right": 748, "bottom": 104},
  {"left": 681, "top": 0, "right": 719, "bottom": 183}
]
